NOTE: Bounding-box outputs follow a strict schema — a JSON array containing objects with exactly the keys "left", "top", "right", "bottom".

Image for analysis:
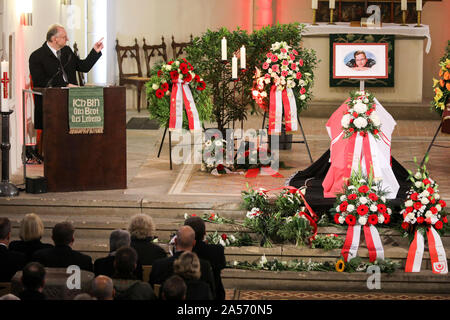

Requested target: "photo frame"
[
  {"left": 333, "top": 43, "right": 388, "bottom": 79},
  {"left": 329, "top": 34, "right": 395, "bottom": 88}
]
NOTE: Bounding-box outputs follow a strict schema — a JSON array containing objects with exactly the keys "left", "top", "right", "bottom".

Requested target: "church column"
[{"left": 253, "top": 0, "right": 277, "bottom": 30}]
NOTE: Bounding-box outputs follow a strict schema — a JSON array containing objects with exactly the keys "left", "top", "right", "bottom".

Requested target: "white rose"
[
  {"left": 414, "top": 172, "right": 422, "bottom": 180},
  {"left": 421, "top": 190, "right": 430, "bottom": 198},
  {"left": 415, "top": 181, "right": 422, "bottom": 188},
  {"left": 407, "top": 212, "right": 415, "bottom": 220},
  {"left": 354, "top": 117, "right": 368, "bottom": 129},
  {"left": 363, "top": 98, "right": 369, "bottom": 104},
  {"left": 264, "top": 78, "right": 271, "bottom": 84},
  {"left": 336, "top": 206, "right": 341, "bottom": 213},
  {"left": 300, "top": 95, "right": 306, "bottom": 101},
  {"left": 435, "top": 193, "right": 440, "bottom": 200},
  {"left": 431, "top": 216, "right": 439, "bottom": 225},
  {"left": 175, "top": 61, "right": 180, "bottom": 66},
  {"left": 436, "top": 204, "right": 442, "bottom": 212},
  {"left": 381, "top": 196, "right": 386, "bottom": 203},
  {"left": 348, "top": 186, "right": 356, "bottom": 190},
  {"left": 219, "top": 239, "right": 226, "bottom": 247},
  {"left": 387, "top": 208, "right": 392, "bottom": 215},
  {"left": 260, "top": 91, "right": 267, "bottom": 98},
  {"left": 358, "top": 216, "right": 368, "bottom": 225},
  {"left": 421, "top": 197, "right": 430, "bottom": 205},
  {"left": 370, "top": 205, "right": 378, "bottom": 212},
  {"left": 266, "top": 59, "right": 272, "bottom": 64},
  {"left": 378, "top": 214, "right": 385, "bottom": 224},
  {"left": 340, "top": 195, "right": 347, "bottom": 202},
  {"left": 347, "top": 204, "right": 355, "bottom": 213},
  {"left": 341, "top": 114, "right": 352, "bottom": 129},
  {"left": 370, "top": 112, "right": 381, "bottom": 127},
  {"left": 359, "top": 197, "right": 368, "bottom": 205},
  {"left": 338, "top": 216, "right": 345, "bottom": 224},
  {"left": 425, "top": 211, "right": 432, "bottom": 219},
  {"left": 354, "top": 101, "right": 368, "bottom": 114},
  {"left": 152, "top": 83, "right": 159, "bottom": 90},
  {"left": 405, "top": 200, "right": 413, "bottom": 207}
]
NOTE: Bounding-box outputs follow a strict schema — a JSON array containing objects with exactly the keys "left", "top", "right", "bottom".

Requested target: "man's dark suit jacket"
[
  {"left": 9, "top": 239, "right": 53, "bottom": 264},
  {"left": 94, "top": 254, "right": 144, "bottom": 280},
  {"left": 130, "top": 237, "right": 167, "bottom": 266},
  {"left": 32, "top": 244, "right": 93, "bottom": 272},
  {"left": 149, "top": 251, "right": 216, "bottom": 299},
  {"left": 0, "top": 245, "right": 26, "bottom": 282},
  {"left": 29, "top": 43, "right": 102, "bottom": 129},
  {"left": 193, "top": 241, "right": 226, "bottom": 301}
]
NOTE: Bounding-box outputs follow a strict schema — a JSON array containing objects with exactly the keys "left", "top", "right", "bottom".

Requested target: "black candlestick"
[{"left": 0, "top": 110, "right": 19, "bottom": 197}]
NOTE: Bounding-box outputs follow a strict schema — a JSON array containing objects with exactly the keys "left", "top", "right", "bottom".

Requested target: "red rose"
[
  {"left": 413, "top": 202, "right": 422, "bottom": 210},
  {"left": 425, "top": 217, "right": 432, "bottom": 224},
  {"left": 170, "top": 71, "right": 179, "bottom": 81},
  {"left": 155, "top": 89, "right": 164, "bottom": 99},
  {"left": 405, "top": 207, "right": 413, "bottom": 213},
  {"left": 377, "top": 204, "right": 387, "bottom": 214},
  {"left": 266, "top": 52, "right": 273, "bottom": 59},
  {"left": 271, "top": 55, "right": 278, "bottom": 62},
  {"left": 368, "top": 214, "right": 378, "bottom": 225},
  {"left": 353, "top": 112, "right": 359, "bottom": 118},
  {"left": 157, "top": 70, "right": 163, "bottom": 77},
  {"left": 369, "top": 193, "right": 378, "bottom": 201},
  {"left": 197, "top": 81, "right": 206, "bottom": 91},
  {"left": 161, "top": 82, "right": 169, "bottom": 92},
  {"left": 300, "top": 87, "right": 306, "bottom": 95},
  {"left": 359, "top": 132, "right": 366, "bottom": 137},
  {"left": 348, "top": 194, "right": 357, "bottom": 201},
  {"left": 183, "top": 73, "right": 193, "bottom": 82},
  {"left": 430, "top": 207, "right": 438, "bottom": 214},
  {"left": 349, "top": 128, "right": 355, "bottom": 133},
  {"left": 443, "top": 216, "right": 448, "bottom": 223},
  {"left": 427, "top": 187, "right": 435, "bottom": 195},
  {"left": 345, "top": 215, "right": 356, "bottom": 226},
  {"left": 411, "top": 193, "right": 419, "bottom": 201},
  {"left": 402, "top": 222, "right": 410, "bottom": 230},
  {"left": 298, "top": 59, "right": 304, "bottom": 66},
  {"left": 334, "top": 214, "right": 341, "bottom": 224},
  {"left": 221, "top": 233, "right": 228, "bottom": 241},
  {"left": 430, "top": 197, "right": 436, "bottom": 204},
  {"left": 358, "top": 185, "right": 369, "bottom": 193},
  {"left": 191, "top": 214, "right": 197, "bottom": 217},
  {"left": 417, "top": 216, "right": 424, "bottom": 224},
  {"left": 423, "top": 179, "right": 431, "bottom": 185},
  {"left": 292, "top": 49, "right": 298, "bottom": 56},
  {"left": 217, "top": 164, "right": 225, "bottom": 171},
  {"left": 439, "top": 200, "right": 447, "bottom": 208},
  {"left": 209, "top": 213, "right": 215, "bottom": 220},
  {"left": 340, "top": 201, "right": 348, "bottom": 212},
  {"left": 373, "top": 129, "right": 379, "bottom": 135},
  {"left": 194, "top": 74, "right": 201, "bottom": 82},
  {"left": 383, "top": 213, "right": 391, "bottom": 224},
  {"left": 435, "top": 221, "right": 443, "bottom": 230},
  {"left": 357, "top": 205, "right": 369, "bottom": 216},
  {"left": 296, "top": 72, "right": 303, "bottom": 80},
  {"left": 188, "top": 63, "right": 193, "bottom": 71},
  {"left": 168, "top": 61, "right": 174, "bottom": 65}
]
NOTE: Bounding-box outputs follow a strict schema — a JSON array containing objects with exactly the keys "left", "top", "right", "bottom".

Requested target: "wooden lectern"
[{"left": 39, "top": 86, "right": 126, "bottom": 192}]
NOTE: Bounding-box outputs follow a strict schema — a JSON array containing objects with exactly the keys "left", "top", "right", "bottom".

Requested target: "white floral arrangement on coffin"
[{"left": 341, "top": 91, "right": 382, "bottom": 139}]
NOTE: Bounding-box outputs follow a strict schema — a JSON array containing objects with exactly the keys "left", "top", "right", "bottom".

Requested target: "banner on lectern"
[{"left": 68, "top": 87, "right": 104, "bottom": 134}]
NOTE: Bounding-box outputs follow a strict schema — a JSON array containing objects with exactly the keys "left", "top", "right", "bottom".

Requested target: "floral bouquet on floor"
[
  {"left": 431, "top": 40, "right": 450, "bottom": 115},
  {"left": 400, "top": 158, "right": 448, "bottom": 274},
  {"left": 200, "top": 135, "right": 232, "bottom": 175},
  {"left": 340, "top": 91, "right": 382, "bottom": 139},
  {"left": 252, "top": 41, "right": 314, "bottom": 135},
  {"left": 331, "top": 168, "right": 392, "bottom": 263},
  {"left": 146, "top": 58, "right": 213, "bottom": 130}
]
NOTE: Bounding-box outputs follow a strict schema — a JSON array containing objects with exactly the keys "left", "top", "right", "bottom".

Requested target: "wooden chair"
[
  {"left": 171, "top": 34, "right": 193, "bottom": 59},
  {"left": 115, "top": 38, "right": 150, "bottom": 112},
  {"left": 153, "top": 284, "right": 161, "bottom": 298},
  {"left": 142, "top": 265, "right": 152, "bottom": 283},
  {"left": 0, "top": 282, "right": 11, "bottom": 297},
  {"left": 142, "top": 37, "right": 168, "bottom": 77},
  {"left": 73, "top": 42, "right": 85, "bottom": 86}
]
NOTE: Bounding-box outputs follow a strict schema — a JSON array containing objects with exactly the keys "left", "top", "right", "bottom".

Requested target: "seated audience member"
[
  {"left": 94, "top": 229, "right": 143, "bottom": 279},
  {"left": 128, "top": 214, "right": 167, "bottom": 265},
  {"left": 10, "top": 213, "right": 53, "bottom": 263},
  {"left": 0, "top": 294, "right": 20, "bottom": 300},
  {"left": 161, "top": 275, "right": 186, "bottom": 301},
  {"left": 91, "top": 275, "right": 115, "bottom": 300},
  {"left": 112, "top": 247, "right": 156, "bottom": 300},
  {"left": 18, "top": 262, "right": 46, "bottom": 300},
  {"left": 149, "top": 226, "right": 215, "bottom": 298},
  {"left": 174, "top": 251, "right": 213, "bottom": 300},
  {"left": 32, "top": 222, "right": 93, "bottom": 271},
  {"left": 185, "top": 216, "right": 226, "bottom": 300},
  {"left": 73, "top": 293, "right": 97, "bottom": 300},
  {"left": 0, "top": 218, "right": 26, "bottom": 282}
]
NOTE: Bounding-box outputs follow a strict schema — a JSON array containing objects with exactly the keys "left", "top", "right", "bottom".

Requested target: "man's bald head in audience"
[{"left": 175, "top": 225, "right": 196, "bottom": 251}]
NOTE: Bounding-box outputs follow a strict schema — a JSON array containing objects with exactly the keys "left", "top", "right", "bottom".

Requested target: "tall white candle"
[
  {"left": 416, "top": 0, "right": 422, "bottom": 11},
  {"left": 221, "top": 37, "right": 227, "bottom": 61},
  {"left": 1, "top": 60, "right": 9, "bottom": 112},
  {"left": 329, "top": 0, "right": 335, "bottom": 9},
  {"left": 312, "top": 0, "right": 318, "bottom": 9},
  {"left": 232, "top": 55, "right": 238, "bottom": 79},
  {"left": 240, "top": 46, "right": 246, "bottom": 69},
  {"left": 401, "top": 0, "right": 407, "bottom": 11}
]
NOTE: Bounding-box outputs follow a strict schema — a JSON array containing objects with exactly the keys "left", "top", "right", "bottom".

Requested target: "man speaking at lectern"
[{"left": 29, "top": 24, "right": 104, "bottom": 161}]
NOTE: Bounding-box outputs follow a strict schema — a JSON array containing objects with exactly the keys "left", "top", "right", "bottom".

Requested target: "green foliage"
[
  {"left": 277, "top": 215, "right": 313, "bottom": 247},
  {"left": 311, "top": 234, "right": 344, "bottom": 251},
  {"left": 241, "top": 184, "right": 271, "bottom": 213},
  {"left": 345, "top": 257, "right": 400, "bottom": 274},
  {"left": 274, "top": 189, "right": 305, "bottom": 217}
]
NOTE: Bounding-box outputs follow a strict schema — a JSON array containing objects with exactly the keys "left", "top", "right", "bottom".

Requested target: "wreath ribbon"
[
  {"left": 169, "top": 80, "right": 201, "bottom": 131},
  {"left": 341, "top": 224, "right": 384, "bottom": 263},
  {"left": 268, "top": 86, "right": 298, "bottom": 135},
  {"left": 405, "top": 227, "right": 448, "bottom": 274}
]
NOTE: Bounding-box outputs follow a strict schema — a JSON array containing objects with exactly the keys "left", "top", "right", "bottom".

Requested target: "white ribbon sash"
[{"left": 169, "top": 80, "right": 201, "bottom": 131}]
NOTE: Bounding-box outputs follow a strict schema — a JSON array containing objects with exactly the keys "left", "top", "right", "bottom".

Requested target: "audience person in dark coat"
[
  {"left": 112, "top": 247, "right": 156, "bottom": 300},
  {"left": 128, "top": 214, "right": 167, "bottom": 266},
  {"left": 32, "top": 222, "right": 93, "bottom": 271},
  {"left": 161, "top": 275, "right": 186, "bottom": 301},
  {"left": 91, "top": 275, "right": 114, "bottom": 300},
  {"left": 0, "top": 218, "right": 26, "bottom": 282},
  {"left": 18, "top": 262, "right": 47, "bottom": 301},
  {"left": 185, "top": 216, "right": 226, "bottom": 300},
  {"left": 173, "top": 251, "right": 213, "bottom": 300},
  {"left": 149, "top": 226, "right": 215, "bottom": 298},
  {"left": 9, "top": 213, "right": 53, "bottom": 263},
  {"left": 94, "top": 229, "right": 143, "bottom": 279}
]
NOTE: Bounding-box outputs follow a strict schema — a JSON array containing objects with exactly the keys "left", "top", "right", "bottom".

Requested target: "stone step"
[{"left": 222, "top": 269, "right": 450, "bottom": 294}]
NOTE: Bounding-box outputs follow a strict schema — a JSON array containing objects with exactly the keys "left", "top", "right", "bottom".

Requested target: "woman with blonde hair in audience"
[
  {"left": 10, "top": 213, "right": 53, "bottom": 263},
  {"left": 173, "top": 251, "right": 213, "bottom": 300},
  {"left": 128, "top": 214, "right": 166, "bottom": 266}
]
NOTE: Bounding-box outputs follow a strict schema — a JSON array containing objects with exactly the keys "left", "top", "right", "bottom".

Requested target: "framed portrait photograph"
[{"left": 332, "top": 43, "right": 388, "bottom": 79}]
